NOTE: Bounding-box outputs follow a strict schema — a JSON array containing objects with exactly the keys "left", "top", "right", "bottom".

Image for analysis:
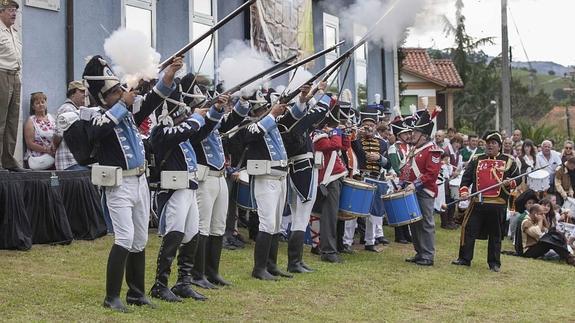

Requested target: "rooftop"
[{"left": 401, "top": 48, "right": 464, "bottom": 88}]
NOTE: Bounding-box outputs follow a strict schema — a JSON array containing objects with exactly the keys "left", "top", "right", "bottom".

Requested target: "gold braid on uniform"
[{"left": 361, "top": 137, "right": 381, "bottom": 174}]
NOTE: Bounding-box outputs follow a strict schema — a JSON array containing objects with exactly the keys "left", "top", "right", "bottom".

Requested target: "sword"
[{"left": 441, "top": 164, "right": 549, "bottom": 209}]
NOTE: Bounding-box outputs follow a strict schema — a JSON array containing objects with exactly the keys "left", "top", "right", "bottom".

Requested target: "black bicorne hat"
[
  {"left": 390, "top": 117, "right": 411, "bottom": 136},
  {"left": 179, "top": 73, "right": 208, "bottom": 108},
  {"left": 482, "top": 130, "right": 503, "bottom": 146},
  {"left": 82, "top": 55, "right": 121, "bottom": 107},
  {"left": 411, "top": 110, "right": 434, "bottom": 136}
]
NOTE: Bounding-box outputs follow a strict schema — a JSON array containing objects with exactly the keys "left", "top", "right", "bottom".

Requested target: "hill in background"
[
  {"left": 511, "top": 61, "right": 574, "bottom": 76},
  {"left": 511, "top": 61, "right": 575, "bottom": 101}
]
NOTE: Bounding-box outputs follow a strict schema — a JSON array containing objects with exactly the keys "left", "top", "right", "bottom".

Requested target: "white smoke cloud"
[
  {"left": 217, "top": 40, "right": 273, "bottom": 96},
  {"left": 103, "top": 28, "right": 161, "bottom": 89},
  {"left": 320, "top": 0, "right": 451, "bottom": 49},
  {"left": 285, "top": 68, "right": 313, "bottom": 93}
]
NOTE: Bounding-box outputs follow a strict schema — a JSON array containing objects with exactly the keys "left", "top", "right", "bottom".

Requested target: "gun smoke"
[{"left": 103, "top": 28, "right": 161, "bottom": 89}]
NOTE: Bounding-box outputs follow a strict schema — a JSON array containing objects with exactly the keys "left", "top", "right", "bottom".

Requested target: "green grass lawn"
[{"left": 1, "top": 219, "right": 574, "bottom": 322}]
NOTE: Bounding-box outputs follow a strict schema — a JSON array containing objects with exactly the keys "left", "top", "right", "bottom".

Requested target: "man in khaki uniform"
[{"left": 0, "top": 0, "right": 23, "bottom": 171}]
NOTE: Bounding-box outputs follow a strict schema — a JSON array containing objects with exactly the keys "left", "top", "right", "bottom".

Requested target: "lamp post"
[
  {"left": 564, "top": 88, "right": 574, "bottom": 140},
  {"left": 491, "top": 100, "right": 499, "bottom": 131}
]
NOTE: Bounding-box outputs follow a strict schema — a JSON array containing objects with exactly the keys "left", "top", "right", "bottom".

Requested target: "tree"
[
  {"left": 548, "top": 70, "right": 556, "bottom": 76},
  {"left": 441, "top": 0, "right": 494, "bottom": 83}
]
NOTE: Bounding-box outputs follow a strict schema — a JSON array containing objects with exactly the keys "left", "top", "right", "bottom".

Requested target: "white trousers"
[
  {"left": 280, "top": 213, "right": 291, "bottom": 234},
  {"left": 343, "top": 216, "right": 384, "bottom": 246},
  {"left": 288, "top": 168, "right": 318, "bottom": 232},
  {"left": 159, "top": 189, "right": 199, "bottom": 244},
  {"left": 196, "top": 175, "right": 228, "bottom": 236},
  {"left": 105, "top": 175, "right": 150, "bottom": 252},
  {"left": 343, "top": 219, "right": 356, "bottom": 246},
  {"left": 254, "top": 175, "right": 287, "bottom": 234},
  {"left": 375, "top": 223, "right": 384, "bottom": 238}
]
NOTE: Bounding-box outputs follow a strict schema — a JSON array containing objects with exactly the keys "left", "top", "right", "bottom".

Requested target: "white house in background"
[{"left": 400, "top": 48, "right": 464, "bottom": 129}]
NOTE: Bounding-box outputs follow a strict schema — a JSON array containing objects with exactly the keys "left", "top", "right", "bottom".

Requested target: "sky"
[{"left": 405, "top": 0, "right": 575, "bottom": 67}]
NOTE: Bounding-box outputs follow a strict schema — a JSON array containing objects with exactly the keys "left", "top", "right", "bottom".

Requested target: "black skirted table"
[{"left": 0, "top": 170, "right": 107, "bottom": 250}]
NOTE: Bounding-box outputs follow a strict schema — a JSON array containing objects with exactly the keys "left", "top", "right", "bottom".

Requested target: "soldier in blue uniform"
[
  {"left": 279, "top": 81, "right": 329, "bottom": 273},
  {"left": 82, "top": 55, "right": 182, "bottom": 312},
  {"left": 188, "top": 78, "right": 251, "bottom": 289},
  {"left": 240, "top": 92, "right": 306, "bottom": 280},
  {"left": 148, "top": 80, "right": 230, "bottom": 302}
]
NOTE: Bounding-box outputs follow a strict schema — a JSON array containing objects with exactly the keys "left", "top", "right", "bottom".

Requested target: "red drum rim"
[
  {"left": 343, "top": 178, "right": 376, "bottom": 190},
  {"left": 388, "top": 214, "right": 423, "bottom": 227}
]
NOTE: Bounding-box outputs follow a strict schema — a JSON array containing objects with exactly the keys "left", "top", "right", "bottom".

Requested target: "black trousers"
[
  {"left": 458, "top": 203, "right": 505, "bottom": 267},
  {"left": 319, "top": 179, "right": 342, "bottom": 255},
  {"left": 524, "top": 241, "right": 571, "bottom": 259}
]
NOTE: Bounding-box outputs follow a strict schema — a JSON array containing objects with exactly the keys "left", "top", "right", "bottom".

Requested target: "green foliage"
[
  {"left": 553, "top": 88, "right": 568, "bottom": 101},
  {"left": 515, "top": 120, "right": 558, "bottom": 145},
  {"left": 440, "top": 1, "right": 553, "bottom": 134}
]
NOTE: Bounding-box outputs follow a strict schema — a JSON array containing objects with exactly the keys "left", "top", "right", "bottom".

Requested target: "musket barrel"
[{"left": 159, "top": 0, "right": 256, "bottom": 71}]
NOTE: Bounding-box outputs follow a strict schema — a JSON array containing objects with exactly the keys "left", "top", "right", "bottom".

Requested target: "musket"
[
  {"left": 264, "top": 40, "right": 345, "bottom": 81},
  {"left": 202, "top": 54, "right": 298, "bottom": 108},
  {"left": 158, "top": 0, "right": 256, "bottom": 71},
  {"left": 218, "top": 45, "right": 343, "bottom": 138},
  {"left": 279, "top": 0, "right": 400, "bottom": 104},
  {"left": 442, "top": 164, "right": 549, "bottom": 209}
]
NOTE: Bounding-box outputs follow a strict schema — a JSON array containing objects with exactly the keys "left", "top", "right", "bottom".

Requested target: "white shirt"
[
  {"left": 0, "top": 19, "right": 21, "bottom": 71},
  {"left": 536, "top": 150, "right": 562, "bottom": 176}
]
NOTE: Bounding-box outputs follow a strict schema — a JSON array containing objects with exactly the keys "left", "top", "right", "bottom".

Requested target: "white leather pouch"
[
  {"left": 92, "top": 165, "right": 122, "bottom": 187},
  {"left": 247, "top": 160, "right": 271, "bottom": 176},
  {"left": 160, "top": 171, "right": 189, "bottom": 190}
]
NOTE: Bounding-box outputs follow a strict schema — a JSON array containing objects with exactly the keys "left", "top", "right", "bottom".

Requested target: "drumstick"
[{"left": 440, "top": 164, "right": 549, "bottom": 210}]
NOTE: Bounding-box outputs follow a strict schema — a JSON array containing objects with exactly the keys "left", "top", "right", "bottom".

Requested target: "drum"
[
  {"left": 236, "top": 171, "right": 257, "bottom": 210},
  {"left": 338, "top": 178, "right": 376, "bottom": 220},
  {"left": 449, "top": 175, "right": 462, "bottom": 200},
  {"left": 364, "top": 177, "right": 389, "bottom": 217},
  {"left": 562, "top": 197, "right": 575, "bottom": 214},
  {"left": 382, "top": 190, "right": 423, "bottom": 227},
  {"left": 527, "top": 169, "right": 550, "bottom": 192}
]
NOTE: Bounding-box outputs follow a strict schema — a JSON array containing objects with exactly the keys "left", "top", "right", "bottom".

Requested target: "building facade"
[{"left": 17, "top": 0, "right": 400, "bottom": 159}]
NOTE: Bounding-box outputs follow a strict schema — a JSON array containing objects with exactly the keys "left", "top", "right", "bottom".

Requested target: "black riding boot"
[
  {"left": 251, "top": 232, "right": 277, "bottom": 280},
  {"left": 206, "top": 235, "right": 231, "bottom": 286},
  {"left": 103, "top": 244, "right": 130, "bottom": 312},
  {"left": 267, "top": 234, "right": 293, "bottom": 278},
  {"left": 150, "top": 231, "right": 184, "bottom": 302},
  {"left": 191, "top": 234, "right": 217, "bottom": 289},
  {"left": 171, "top": 237, "right": 207, "bottom": 301},
  {"left": 125, "top": 249, "right": 156, "bottom": 308},
  {"left": 287, "top": 231, "right": 311, "bottom": 273}
]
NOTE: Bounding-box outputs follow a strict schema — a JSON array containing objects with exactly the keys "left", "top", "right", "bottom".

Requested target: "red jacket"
[
  {"left": 313, "top": 129, "right": 350, "bottom": 184},
  {"left": 399, "top": 141, "right": 443, "bottom": 197}
]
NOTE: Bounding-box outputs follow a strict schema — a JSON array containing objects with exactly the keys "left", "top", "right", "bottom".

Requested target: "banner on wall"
[{"left": 250, "top": 0, "right": 314, "bottom": 63}]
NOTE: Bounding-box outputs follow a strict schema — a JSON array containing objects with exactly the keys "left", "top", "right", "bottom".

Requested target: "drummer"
[
  {"left": 312, "top": 102, "right": 350, "bottom": 264},
  {"left": 399, "top": 107, "right": 443, "bottom": 266},
  {"left": 387, "top": 112, "right": 414, "bottom": 243},
  {"left": 348, "top": 111, "right": 390, "bottom": 252}
]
